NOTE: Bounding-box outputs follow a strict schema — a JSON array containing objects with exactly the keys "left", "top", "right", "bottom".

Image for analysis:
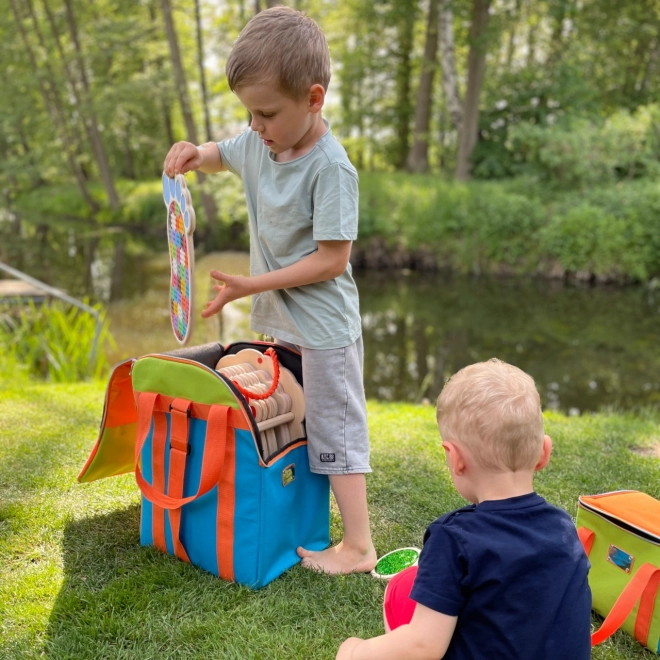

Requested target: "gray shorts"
[{"left": 276, "top": 337, "right": 371, "bottom": 475}]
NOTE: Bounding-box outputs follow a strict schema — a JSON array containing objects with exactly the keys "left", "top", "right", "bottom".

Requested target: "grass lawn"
[{"left": 1, "top": 382, "right": 659, "bottom": 659}]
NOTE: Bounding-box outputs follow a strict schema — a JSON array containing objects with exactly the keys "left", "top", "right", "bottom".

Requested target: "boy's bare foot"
[{"left": 297, "top": 541, "right": 377, "bottom": 575}]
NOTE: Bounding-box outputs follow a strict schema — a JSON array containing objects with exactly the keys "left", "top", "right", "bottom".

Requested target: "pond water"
[{"left": 3, "top": 223, "right": 660, "bottom": 413}]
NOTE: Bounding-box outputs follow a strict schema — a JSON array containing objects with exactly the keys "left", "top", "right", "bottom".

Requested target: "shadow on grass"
[
  {"left": 43, "top": 504, "right": 252, "bottom": 659},
  {"left": 42, "top": 504, "right": 383, "bottom": 660}
]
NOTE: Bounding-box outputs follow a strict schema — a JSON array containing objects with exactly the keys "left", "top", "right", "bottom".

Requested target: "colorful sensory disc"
[
  {"left": 163, "top": 173, "right": 196, "bottom": 345},
  {"left": 371, "top": 547, "right": 421, "bottom": 580}
]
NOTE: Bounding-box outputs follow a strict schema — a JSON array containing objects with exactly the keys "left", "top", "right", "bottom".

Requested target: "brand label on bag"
[
  {"left": 607, "top": 544, "right": 634, "bottom": 573},
  {"left": 320, "top": 453, "right": 336, "bottom": 462}
]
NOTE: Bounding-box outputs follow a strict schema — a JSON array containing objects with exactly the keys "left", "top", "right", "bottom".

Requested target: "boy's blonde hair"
[
  {"left": 436, "top": 359, "right": 544, "bottom": 472},
  {"left": 226, "top": 6, "right": 331, "bottom": 100}
]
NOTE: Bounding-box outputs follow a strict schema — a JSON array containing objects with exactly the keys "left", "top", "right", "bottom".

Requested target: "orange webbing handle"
[
  {"left": 578, "top": 525, "right": 660, "bottom": 647},
  {"left": 230, "top": 347, "right": 281, "bottom": 401},
  {"left": 134, "top": 392, "right": 229, "bottom": 510}
]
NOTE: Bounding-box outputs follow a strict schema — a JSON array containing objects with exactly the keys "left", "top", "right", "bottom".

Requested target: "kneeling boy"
[{"left": 337, "top": 359, "right": 591, "bottom": 660}]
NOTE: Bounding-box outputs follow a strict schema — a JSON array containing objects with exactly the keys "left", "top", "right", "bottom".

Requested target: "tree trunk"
[
  {"left": 406, "top": 0, "right": 440, "bottom": 173},
  {"left": 455, "top": 0, "right": 491, "bottom": 181},
  {"left": 195, "top": 0, "right": 213, "bottom": 143},
  {"left": 161, "top": 0, "right": 218, "bottom": 234},
  {"left": 61, "top": 0, "right": 120, "bottom": 210},
  {"left": 439, "top": 0, "right": 462, "bottom": 134},
  {"left": 43, "top": 0, "right": 120, "bottom": 211},
  {"left": 506, "top": 0, "right": 522, "bottom": 69},
  {"left": 10, "top": 0, "right": 98, "bottom": 213},
  {"left": 393, "top": 1, "right": 417, "bottom": 169}
]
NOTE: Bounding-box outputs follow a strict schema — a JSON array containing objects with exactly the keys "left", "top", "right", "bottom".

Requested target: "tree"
[
  {"left": 392, "top": 0, "right": 418, "bottom": 169},
  {"left": 44, "top": 0, "right": 120, "bottom": 210},
  {"left": 195, "top": 0, "right": 213, "bottom": 143},
  {"left": 456, "top": 0, "right": 491, "bottom": 180},
  {"left": 407, "top": 0, "right": 440, "bottom": 173},
  {"left": 8, "top": 0, "right": 98, "bottom": 212},
  {"left": 439, "top": 0, "right": 462, "bottom": 134},
  {"left": 161, "top": 0, "right": 218, "bottom": 232}
]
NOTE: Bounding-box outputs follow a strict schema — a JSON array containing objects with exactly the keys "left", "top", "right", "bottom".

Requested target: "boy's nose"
[{"left": 250, "top": 116, "right": 264, "bottom": 133}]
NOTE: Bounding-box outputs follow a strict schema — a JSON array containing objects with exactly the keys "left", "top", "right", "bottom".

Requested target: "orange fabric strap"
[
  {"left": 577, "top": 526, "right": 594, "bottom": 556},
  {"left": 635, "top": 565, "right": 660, "bottom": 647},
  {"left": 135, "top": 395, "right": 230, "bottom": 510},
  {"left": 151, "top": 411, "right": 168, "bottom": 553},
  {"left": 591, "top": 562, "right": 660, "bottom": 646},
  {"left": 210, "top": 405, "right": 235, "bottom": 581},
  {"left": 166, "top": 398, "right": 192, "bottom": 563},
  {"left": 147, "top": 394, "right": 250, "bottom": 429}
]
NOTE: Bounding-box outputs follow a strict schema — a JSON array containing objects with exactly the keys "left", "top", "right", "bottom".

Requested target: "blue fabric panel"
[
  {"left": 140, "top": 420, "right": 154, "bottom": 547},
  {"left": 178, "top": 418, "right": 219, "bottom": 576},
  {"left": 232, "top": 428, "right": 261, "bottom": 586},
  {"left": 256, "top": 445, "right": 330, "bottom": 588}
]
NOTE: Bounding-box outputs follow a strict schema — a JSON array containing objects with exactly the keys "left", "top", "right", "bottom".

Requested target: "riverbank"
[
  {"left": 1, "top": 381, "right": 659, "bottom": 658},
  {"left": 7, "top": 174, "right": 660, "bottom": 285}
]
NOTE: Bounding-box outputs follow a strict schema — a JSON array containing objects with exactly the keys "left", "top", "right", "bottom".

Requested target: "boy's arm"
[
  {"left": 163, "top": 141, "right": 225, "bottom": 177},
  {"left": 201, "top": 240, "right": 351, "bottom": 318},
  {"left": 336, "top": 604, "right": 457, "bottom": 660}
]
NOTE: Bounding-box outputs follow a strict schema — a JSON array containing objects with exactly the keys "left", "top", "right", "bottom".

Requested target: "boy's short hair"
[
  {"left": 436, "top": 359, "right": 544, "bottom": 472},
  {"left": 226, "top": 6, "right": 331, "bottom": 99}
]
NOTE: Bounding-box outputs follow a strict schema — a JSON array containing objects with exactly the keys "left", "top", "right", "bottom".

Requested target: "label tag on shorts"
[{"left": 320, "top": 453, "right": 336, "bottom": 462}]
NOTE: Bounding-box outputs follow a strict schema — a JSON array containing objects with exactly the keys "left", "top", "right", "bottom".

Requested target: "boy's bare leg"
[{"left": 297, "top": 473, "right": 377, "bottom": 574}]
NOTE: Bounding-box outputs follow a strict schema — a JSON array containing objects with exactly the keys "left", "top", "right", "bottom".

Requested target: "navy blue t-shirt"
[{"left": 410, "top": 493, "right": 591, "bottom": 660}]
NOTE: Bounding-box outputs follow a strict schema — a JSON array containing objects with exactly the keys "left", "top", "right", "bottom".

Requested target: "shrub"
[{"left": 506, "top": 105, "right": 660, "bottom": 188}]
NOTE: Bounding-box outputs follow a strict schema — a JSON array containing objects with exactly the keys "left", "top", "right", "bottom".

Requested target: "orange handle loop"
[
  {"left": 134, "top": 391, "right": 228, "bottom": 510},
  {"left": 230, "top": 347, "right": 281, "bottom": 401}
]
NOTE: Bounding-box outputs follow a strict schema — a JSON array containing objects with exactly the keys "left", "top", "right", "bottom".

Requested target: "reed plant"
[{"left": 0, "top": 300, "right": 114, "bottom": 383}]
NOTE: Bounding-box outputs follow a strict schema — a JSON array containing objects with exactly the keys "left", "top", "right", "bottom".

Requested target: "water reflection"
[
  {"left": 355, "top": 271, "right": 660, "bottom": 413},
  {"left": 3, "top": 218, "right": 660, "bottom": 412}
]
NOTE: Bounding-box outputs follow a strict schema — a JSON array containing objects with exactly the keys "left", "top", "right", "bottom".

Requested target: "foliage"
[
  {"left": 498, "top": 105, "right": 660, "bottom": 186},
  {"left": 1, "top": 383, "right": 660, "bottom": 658},
  {"left": 0, "top": 300, "right": 115, "bottom": 382},
  {"left": 357, "top": 173, "right": 660, "bottom": 281}
]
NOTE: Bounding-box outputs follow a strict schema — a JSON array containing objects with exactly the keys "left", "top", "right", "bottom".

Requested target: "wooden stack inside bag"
[{"left": 215, "top": 348, "right": 305, "bottom": 459}]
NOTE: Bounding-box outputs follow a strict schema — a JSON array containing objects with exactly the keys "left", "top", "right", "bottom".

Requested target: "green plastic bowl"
[{"left": 371, "top": 547, "right": 421, "bottom": 580}]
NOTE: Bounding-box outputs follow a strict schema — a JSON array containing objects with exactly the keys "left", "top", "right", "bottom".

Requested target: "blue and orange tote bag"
[{"left": 79, "top": 341, "right": 330, "bottom": 589}]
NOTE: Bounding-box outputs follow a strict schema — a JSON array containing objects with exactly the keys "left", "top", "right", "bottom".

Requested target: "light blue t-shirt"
[{"left": 218, "top": 121, "right": 362, "bottom": 350}]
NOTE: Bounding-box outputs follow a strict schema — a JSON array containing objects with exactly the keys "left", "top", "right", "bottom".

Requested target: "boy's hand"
[
  {"left": 163, "top": 141, "right": 203, "bottom": 178},
  {"left": 336, "top": 637, "right": 363, "bottom": 660},
  {"left": 201, "top": 270, "right": 254, "bottom": 318}
]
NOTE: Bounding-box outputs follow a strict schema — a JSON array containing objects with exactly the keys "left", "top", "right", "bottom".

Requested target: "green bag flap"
[
  {"left": 131, "top": 354, "right": 240, "bottom": 408},
  {"left": 78, "top": 359, "right": 137, "bottom": 483}
]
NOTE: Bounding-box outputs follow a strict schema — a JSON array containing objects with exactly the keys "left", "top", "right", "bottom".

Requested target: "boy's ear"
[
  {"left": 442, "top": 441, "right": 467, "bottom": 476},
  {"left": 308, "top": 84, "right": 325, "bottom": 113},
  {"left": 534, "top": 435, "right": 553, "bottom": 472}
]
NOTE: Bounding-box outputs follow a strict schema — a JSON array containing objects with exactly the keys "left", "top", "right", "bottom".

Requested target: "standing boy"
[
  {"left": 337, "top": 359, "right": 592, "bottom": 659},
  {"left": 163, "top": 7, "right": 376, "bottom": 575}
]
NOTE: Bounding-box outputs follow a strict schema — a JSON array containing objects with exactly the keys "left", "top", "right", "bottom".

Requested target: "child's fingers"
[{"left": 210, "top": 270, "right": 230, "bottom": 282}]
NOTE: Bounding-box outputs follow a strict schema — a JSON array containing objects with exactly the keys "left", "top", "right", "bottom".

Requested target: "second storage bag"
[{"left": 577, "top": 490, "right": 660, "bottom": 652}]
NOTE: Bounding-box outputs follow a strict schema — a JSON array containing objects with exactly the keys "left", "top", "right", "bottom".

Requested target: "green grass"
[{"left": 1, "top": 384, "right": 659, "bottom": 659}]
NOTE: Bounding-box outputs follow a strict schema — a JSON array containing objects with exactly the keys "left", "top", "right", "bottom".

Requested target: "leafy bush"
[
  {"left": 358, "top": 173, "right": 546, "bottom": 273},
  {"left": 357, "top": 173, "right": 660, "bottom": 280},
  {"left": 505, "top": 105, "right": 660, "bottom": 188},
  {"left": 0, "top": 301, "right": 115, "bottom": 382}
]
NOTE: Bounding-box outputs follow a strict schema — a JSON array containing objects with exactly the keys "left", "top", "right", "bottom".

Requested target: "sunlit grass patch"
[{"left": 1, "top": 385, "right": 659, "bottom": 658}]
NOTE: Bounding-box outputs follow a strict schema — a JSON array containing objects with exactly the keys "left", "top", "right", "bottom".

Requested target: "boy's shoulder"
[
  {"left": 428, "top": 493, "right": 574, "bottom": 542},
  {"left": 313, "top": 126, "right": 358, "bottom": 176}
]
